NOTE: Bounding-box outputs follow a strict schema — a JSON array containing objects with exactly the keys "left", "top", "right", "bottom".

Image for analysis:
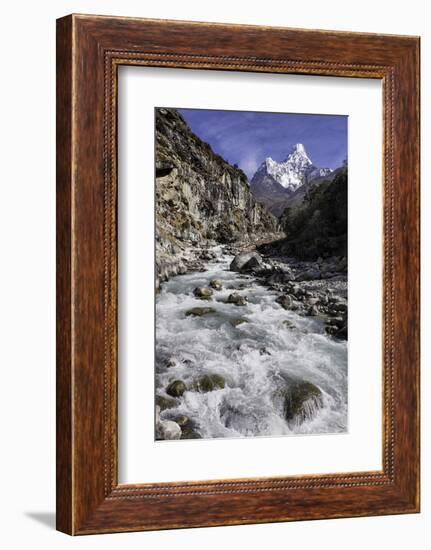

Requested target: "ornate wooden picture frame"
[{"left": 56, "top": 14, "right": 420, "bottom": 535}]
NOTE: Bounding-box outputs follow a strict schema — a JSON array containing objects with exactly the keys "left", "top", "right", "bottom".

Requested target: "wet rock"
[
  {"left": 227, "top": 293, "right": 248, "bottom": 306},
  {"left": 156, "top": 420, "right": 182, "bottom": 440},
  {"left": 174, "top": 415, "right": 189, "bottom": 427},
  {"left": 180, "top": 418, "right": 202, "bottom": 439},
  {"left": 166, "top": 380, "right": 186, "bottom": 398},
  {"left": 185, "top": 307, "right": 216, "bottom": 317},
  {"left": 282, "top": 320, "right": 295, "bottom": 329},
  {"left": 307, "top": 305, "right": 319, "bottom": 316},
  {"left": 193, "top": 374, "right": 226, "bottom": 393},
  {"left": 259, "top": 347, "right": 271, "bottom": 356},
  {"left": 155, "top": 406, "right": 182, "bottom": 440},
  {"left": 165, "top": 357, "right": 178, "bottom": 368},
  {"left": 193, "top": 286, "right": 213, "bottom": 300},
  {"left": 230, "top": 317, "right": 249, "bottom": 327},
  {"left": 209, "top": 279, "right": 223, "bottom": 290},
  {"left": 283, "top": 381, "right": 323, "bottom": 425},
  {"left": 276, "top": 295, "right": 293, "bottom": 310},
  {"left": 162, "top": 412, "right": 201, "bottom": 439},
  {"left": 230, "top": 252, "right": 263, "bottom": 272},
  {"left": 219, "top": 402, "right": 260, "bottom": 434},
  {"left": 156, "top": 395, "right": 179, "bottom": 411}
]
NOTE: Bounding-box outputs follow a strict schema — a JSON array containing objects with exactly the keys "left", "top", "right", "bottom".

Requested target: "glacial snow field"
[{"left": 155, "top": 249, "right": 347, "bottom": 441}]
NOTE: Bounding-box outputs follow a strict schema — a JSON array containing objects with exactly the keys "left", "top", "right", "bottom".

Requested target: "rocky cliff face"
[{"left": 155, "top": 108, "right": 279, "bottom": 289}]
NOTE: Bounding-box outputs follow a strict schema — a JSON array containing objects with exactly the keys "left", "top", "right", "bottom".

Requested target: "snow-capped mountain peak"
[
  {"left": 250, "top": 143, "right": 334, "bottom": 211},
  {"left": 262, "top": 143, "right": 313, "bottom": 192}
]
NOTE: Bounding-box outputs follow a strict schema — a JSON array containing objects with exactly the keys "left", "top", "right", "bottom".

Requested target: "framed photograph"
[{"left": 56, "top": 14, "right": 420, "bottom": 535}]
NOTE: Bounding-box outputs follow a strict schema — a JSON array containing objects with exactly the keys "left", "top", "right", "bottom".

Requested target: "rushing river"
[{"left": 155, "top": 247, "right": 347, "bottom": 440}]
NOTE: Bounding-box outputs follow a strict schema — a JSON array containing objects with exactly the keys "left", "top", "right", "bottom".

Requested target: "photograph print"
[{"left": 154, "top": 107, "right": 348, "bottom": 441}]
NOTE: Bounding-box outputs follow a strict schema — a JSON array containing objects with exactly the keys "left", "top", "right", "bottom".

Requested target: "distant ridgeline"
[{"left": 259, "top": 167, "right": 348, "bottom": 260}]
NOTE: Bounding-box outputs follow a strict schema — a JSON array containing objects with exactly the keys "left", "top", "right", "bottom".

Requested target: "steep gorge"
[{"left": 155, "top": 108, "right": 280, "bottom": 289}]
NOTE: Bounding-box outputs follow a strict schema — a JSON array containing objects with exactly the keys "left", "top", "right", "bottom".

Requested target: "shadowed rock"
[
  {"left": 166, "top": 380, "right": 186, "bottom": 398},
  {"left": 230, "top": 252, "right": 263, "bottom": 272},
  {"left": 283, "top": 380, "right": 323, "bottom": 425},
  {"left": 156, "top": 395, "right": 179, "bottom": 411}
]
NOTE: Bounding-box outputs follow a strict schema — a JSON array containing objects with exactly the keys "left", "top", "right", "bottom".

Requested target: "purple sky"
[{"left": 177, "top": 108, "right": 347, "bottom": 179}]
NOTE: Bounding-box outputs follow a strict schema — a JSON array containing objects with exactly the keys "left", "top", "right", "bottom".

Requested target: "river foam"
[{"left": 155, "top": 248, "right": 347, "bottom": 440}]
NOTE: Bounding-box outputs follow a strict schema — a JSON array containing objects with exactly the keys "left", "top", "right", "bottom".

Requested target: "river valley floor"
[{"left": 155, "top": 245, "right": 348, "bottom": 441}]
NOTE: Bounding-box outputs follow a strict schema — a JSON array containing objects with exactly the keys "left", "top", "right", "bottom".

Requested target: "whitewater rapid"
[{"left": 155, "top": 248, "right": 347, "bottom": 440}]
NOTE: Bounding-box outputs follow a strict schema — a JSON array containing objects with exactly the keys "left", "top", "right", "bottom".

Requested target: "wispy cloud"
[{"left": 177, "top": 108, "right": 347, "bottom": 179}]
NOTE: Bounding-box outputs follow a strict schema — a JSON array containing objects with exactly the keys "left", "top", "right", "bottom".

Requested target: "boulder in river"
[
  {"left": 185, "top": 307, "right": 216, "bottom": 317},
  {"left": 155, "top": 410, "right": 182, "bottom": 441},
  {"left": 156, "top": 395, "right": 179, "bottom": 411},
  {"left": 173, "top": 415, "right": 189, "bottom": 427},
  {"left": 276, "top": 295, "right": 293, "bottom": 310},
  {"left": 179, "top": 418, "right": 202, "bottom": 439},
  {"left": 227, "top": 293, "right": 248, "bottom": 306},
  {"left": 166, "top": 379, "right": 186, "bottom": 398},
  {"left": 193, "top": 286, "right": 213, "bottom": 300},
  {"left": 156, "top": 419, "right": 182, "bottom": 440},
  {"left": 209, "top": 279, "right": 223, "bottom": 290},
  {"left": 193, "top": 373, "right": 226, "bottom": 392},
  {"left": 283, "top": 380, "right": 324, "bottom": 425},
  {"left": 230, "top": 317, "right": 249, "bottom": 327},
  {"left": 230, "top": 251, "right": 263, "bottom": 272}
]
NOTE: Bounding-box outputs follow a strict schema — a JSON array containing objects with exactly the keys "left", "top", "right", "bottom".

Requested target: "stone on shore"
[
  {"left": 296, "top": 268, "right": 321, "bottom": 281},
  {"left": 230, "top": 252, "right": 263, "bottom": 272}
]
